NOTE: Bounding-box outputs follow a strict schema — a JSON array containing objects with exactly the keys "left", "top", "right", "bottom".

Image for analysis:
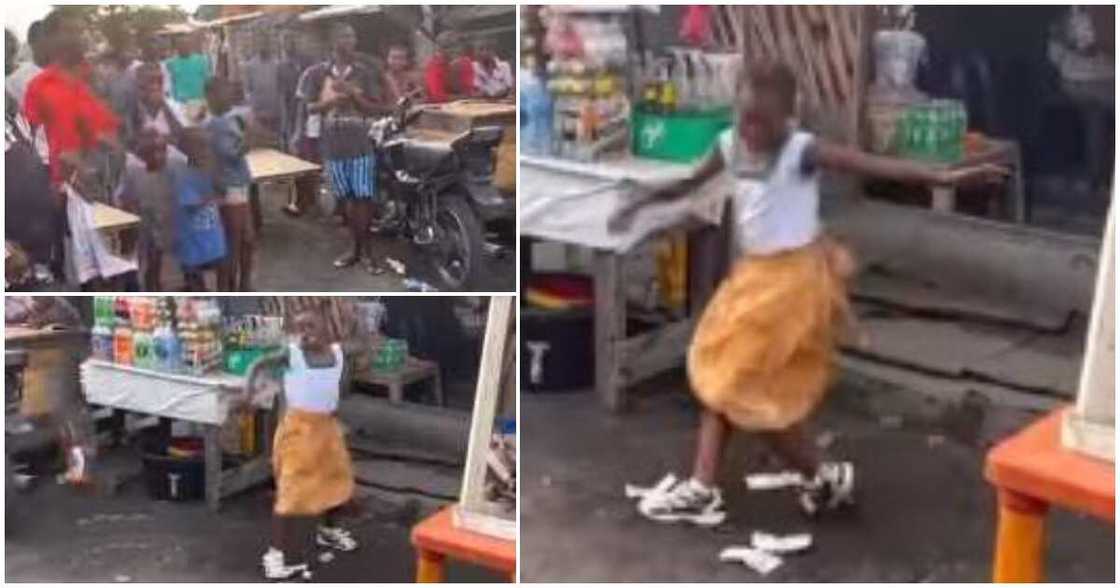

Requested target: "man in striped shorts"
[{"left": 300, "top": 23, "right": 385, "bottom": 273}]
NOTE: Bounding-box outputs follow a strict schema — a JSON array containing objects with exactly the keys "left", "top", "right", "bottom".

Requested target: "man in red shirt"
[
  {"left": 23, "top": 11, "right": 120, "bottom": 193},
  {"left": 424, "top": 31, "right": 475, "bottom": 103}
]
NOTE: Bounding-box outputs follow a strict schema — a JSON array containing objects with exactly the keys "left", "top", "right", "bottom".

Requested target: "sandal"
[
  {"left": 282, "top": 204, "right": 302, "bottom": 217},
  {"left": 333, "top": 253, "right": 359, "bottom": 269}
]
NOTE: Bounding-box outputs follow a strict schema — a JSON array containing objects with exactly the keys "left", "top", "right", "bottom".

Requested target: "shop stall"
[
  {"left": 520, "top": 5, "right": 744, "bottom": 411},
  {"left": 80, "top": 297, "right": 285, "bottom": 510}
]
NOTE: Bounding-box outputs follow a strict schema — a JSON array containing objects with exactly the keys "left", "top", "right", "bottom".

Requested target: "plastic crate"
[{"left": 631, "top": 107, "right": 732, "bottom": 163}]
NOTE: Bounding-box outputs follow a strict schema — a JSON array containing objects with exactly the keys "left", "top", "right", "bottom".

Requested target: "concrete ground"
[
  {"left": 252, "top": 187, "right": 515, "bottom": 292},
  {"left": 5, "top": 449, "right": 500, "bottom": 583},
  {"left": 521, "top": 373, "right": 1115, "bottom": 582},
  {"left": 34, "top": 183, "right": 515, "bottom": 293}
]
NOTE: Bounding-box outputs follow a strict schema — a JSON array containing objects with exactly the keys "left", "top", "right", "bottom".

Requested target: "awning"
[{"left": 298, "top": 5, "right": 383, "bottom": 23}]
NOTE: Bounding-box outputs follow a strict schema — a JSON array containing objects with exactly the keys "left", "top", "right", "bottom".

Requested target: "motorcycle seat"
[{"left": 401, "top": 141, "right": 457, "bottom": 177}]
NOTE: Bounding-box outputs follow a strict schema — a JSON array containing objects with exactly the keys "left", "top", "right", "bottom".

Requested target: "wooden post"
[
  {"left": 456, "top": 296, "right": 515, "bottom": 539},
  {"left": 593, "top": 250, "right": 627, "bottom": 412},
  {"left": 204, "top": 424, "right": 222, "bottom": 511}
]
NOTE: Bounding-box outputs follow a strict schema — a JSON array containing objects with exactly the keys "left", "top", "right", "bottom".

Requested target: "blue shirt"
[
  {"left": 204, "top": 113, "right": 252, "bottom": 190},
  {"left": 173, "top": 164, "right": 227, "bottom": 268}
]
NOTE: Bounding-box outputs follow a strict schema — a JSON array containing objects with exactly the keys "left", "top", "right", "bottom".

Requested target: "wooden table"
[
  {"left": 923, "top": 139, "right": 1026, "bottom": 223},
  {"left": 521, "top": 155, "right": 730, "bottom": 412},
  {"left": 411, "top": 506, "right": 516, "bottom": 583},
  {"left": 6, "top": 327, "right": 90, "bottom": 417},
  {"left": 92, "top": 203, "right": 141, "bottom": 258},
  {"left": 81, "top": 360, "right": 278, "bottom": 511},
  {"left": 983, "top": 407, "right": 1114, "bottom": 582},
  {"left": 246, "top": 148, "right": 321, "bottom": 205},
  {"left": 353, "top": 356, "right": 444, "bottom": 406}
]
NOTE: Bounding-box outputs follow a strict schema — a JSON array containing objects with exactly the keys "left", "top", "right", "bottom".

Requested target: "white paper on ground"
[
  {"left": 744, "top": 471, "right": 805, "bottom": 491},
  {"left": 719, "top": 546, "right": 784, "bottom": 575},
  {"left": 624, "top": 472, "right": 678, "bottom": 500},
  {"left": 751, "top": 531, "right": 813, "bottom": 554}
]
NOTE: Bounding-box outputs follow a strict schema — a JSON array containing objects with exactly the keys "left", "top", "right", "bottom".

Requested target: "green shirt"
[{"left": 165, "top": 53, "right": 211, "bottom": 103}]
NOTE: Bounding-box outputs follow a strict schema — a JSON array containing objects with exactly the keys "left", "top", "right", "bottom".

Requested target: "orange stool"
[
  {"left": 410, "top": 506, "right": 516, "bottom": 583},
  {"left": 984, "top": 407, "right": 1115, "bottom": 582}
]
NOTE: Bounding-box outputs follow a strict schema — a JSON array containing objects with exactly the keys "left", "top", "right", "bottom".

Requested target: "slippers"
[
  {"left": 333, "top": 254, "right": 359, "bottom": 269},
  {"left": 282, "top": 205, "right": 303, "bottom": 217}
]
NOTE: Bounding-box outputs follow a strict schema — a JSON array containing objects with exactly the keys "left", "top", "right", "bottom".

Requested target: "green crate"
[
  {"left": 631, "top": 107, "right": 732, "bottom": 163},
  {"left": 224, "top": 346, "right": 281, "bottom": 376}
]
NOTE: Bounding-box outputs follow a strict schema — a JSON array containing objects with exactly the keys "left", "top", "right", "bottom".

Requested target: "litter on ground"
[
  {"left": 718, "top": 546, "right": 784, "bottom": 575},
  {"left": 750, "top": 531, "right": 813, "bottom": 554},
  {"left": 744, "top": 471, "right": 804, "bottom": 491}
]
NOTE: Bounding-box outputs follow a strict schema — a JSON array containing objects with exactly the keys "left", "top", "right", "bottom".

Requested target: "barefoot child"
[
  {"left": 174, "top": 128, "right": 227, "bottom": 291},
  {"left": 611, "top": 62, "right": 1006, "bottom": 524},
  {"left": 114, "top": 129, "right": 179, "bottom": 291},
  {"left": 246, "top": 309, "right": 358, "bottom": 581},
  {"left": 204, "top": 78, "right": 256, "bottom": 291}
]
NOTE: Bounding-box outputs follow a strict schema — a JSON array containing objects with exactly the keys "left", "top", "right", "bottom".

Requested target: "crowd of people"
[{"left": 5, "top": 9, "right": 514, "bottom": 292}]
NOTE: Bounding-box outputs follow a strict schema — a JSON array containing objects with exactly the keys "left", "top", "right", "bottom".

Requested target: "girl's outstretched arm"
[
  {"left": 608, "top": 149, "right": 726, "bottom": 233},
  {"left": 807, "top": 140, "right": 1009, "bottom": 188}
]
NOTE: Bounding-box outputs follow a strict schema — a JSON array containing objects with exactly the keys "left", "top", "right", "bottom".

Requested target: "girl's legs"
[
  {"left": 758, "top": 422, "right": 820, "bottom": 478},
  {"left": 317, "top": 506, "right": 360, "bottom": 552},
  {"left": 690, "top": 409, "right": 732, "bottom": 486},
  {"left": 265, "top": 514, "right": 314, "bottom": 579}
]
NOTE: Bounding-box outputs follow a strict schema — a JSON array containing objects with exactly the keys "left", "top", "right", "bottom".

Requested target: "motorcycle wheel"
[{"left": 431, "top": 194, "right": 485, "bottom": 291}]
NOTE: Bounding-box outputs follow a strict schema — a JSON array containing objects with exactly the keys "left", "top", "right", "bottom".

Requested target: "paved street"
[{"left": 521, "top": 373, "right": 1115, "bottom": 582}]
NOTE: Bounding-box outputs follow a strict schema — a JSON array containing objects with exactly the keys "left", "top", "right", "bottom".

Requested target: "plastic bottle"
[
  {"left": 113, "top": 321, "right": 134, "bottom": 366},
  {"left": 520, "top": 71, "right": 554, "bottom": 157},
  {"left": 91, "top": 321, "right": 114, "bottom": 361}
]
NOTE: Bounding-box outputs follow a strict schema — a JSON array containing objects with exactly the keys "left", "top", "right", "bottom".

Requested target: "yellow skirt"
[
  {"left": 272, "top": 409, "right": 355, "bottom": 516},
  {"left": 687, "top": 238, "right": 854, "bottom": 431}
]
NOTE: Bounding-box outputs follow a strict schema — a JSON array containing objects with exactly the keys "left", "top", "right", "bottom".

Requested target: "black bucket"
[
  {"left": 139, "top": 435, "right": 205, "bottom": 502},
  {"left": 521, "top": 306, "right": 594, "bottom": 392}
]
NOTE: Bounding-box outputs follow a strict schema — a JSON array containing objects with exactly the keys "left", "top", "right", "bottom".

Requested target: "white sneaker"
[
  {"left": 638, "top": 477, "right": 727, "bottom": 527},
  {"left": 798, "top": 461, "right": 856, "bottom": 517},
  {"left": 316, "top": 526, "right": 359, "bottom": 552},
  {"left": 261, "top": 547, "right": 311, "bottom": 582}
]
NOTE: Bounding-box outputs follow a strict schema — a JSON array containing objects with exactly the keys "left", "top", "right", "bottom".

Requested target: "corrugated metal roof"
[{"left": 297, "top": 5, "right": 382, "bottom": 23}]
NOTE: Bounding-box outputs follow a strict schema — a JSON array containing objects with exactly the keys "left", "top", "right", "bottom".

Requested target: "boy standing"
[
  {"left": 174, "top": 128, "right": 227, "bottom": 291},
  {"left": 299, "top": 23, "right": 384, "bottom": 274},
  {"left": 204, "top": 78, "right": 256, "bottom": 292},
  {"left": 115, "top": 129, "right": 179, "bottom": 291}
]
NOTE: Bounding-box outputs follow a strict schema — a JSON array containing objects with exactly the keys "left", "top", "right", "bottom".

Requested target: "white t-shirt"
[
  {"left": 718, "top": 129, "right": 820, "bottom": 256},
  {"left": 474, "top": 59, "right": 513, "bottom": 98},
  {"left": 6, "top": 62, "right": 49, "bottom": 163},
  {"left": 6, "top": 62, "right": 41, "bottom": 105}
]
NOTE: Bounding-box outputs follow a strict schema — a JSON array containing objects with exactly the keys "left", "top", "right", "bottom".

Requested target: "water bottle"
[
  {"left": 91, "top": 321, "right": 114, "bottom": 361},
  {"left": 521, "top": 71, "right": 553, "bottom": 156}
]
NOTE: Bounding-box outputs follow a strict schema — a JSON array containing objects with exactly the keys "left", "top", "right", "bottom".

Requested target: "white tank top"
[
  {"left": 718, "top": 129, "right": 820, "bottom": 256},
  {"left": 283, "top": 342, "right": 343, "bottom": 413}
]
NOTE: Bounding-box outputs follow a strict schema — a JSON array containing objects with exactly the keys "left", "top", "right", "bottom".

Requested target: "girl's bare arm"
[
  {"left": 808, "top": 140, "right": 1008, "bottom": 187},
  {"left": 608, "top": 150, "right": 726, "bottom": 233}
]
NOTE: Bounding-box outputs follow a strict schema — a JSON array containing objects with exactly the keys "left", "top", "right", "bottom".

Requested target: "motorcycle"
[{"left": 369, "top": 93, "right": 514, "bottom": 291}]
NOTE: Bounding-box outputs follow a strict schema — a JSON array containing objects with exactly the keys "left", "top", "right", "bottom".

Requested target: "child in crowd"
[
  {"left": 204, "top": 78, "right": 256, "bottom": 292},
  {"left": 246, "top": 308, "right": 359, "bottom": 581},
  {"left": 174, "top": 128, "right": 227, "bottom": 291},
  {"left": 114, "top": 128, "right": 180, "bottom": 291},
  {"left": 610, "top": 62, "right": 1006, "bottom": 524}
]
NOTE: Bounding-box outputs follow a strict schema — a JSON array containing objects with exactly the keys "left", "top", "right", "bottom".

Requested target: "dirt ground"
[{"left": 520, "top": 373, "right": 1115, "bottom": 582}]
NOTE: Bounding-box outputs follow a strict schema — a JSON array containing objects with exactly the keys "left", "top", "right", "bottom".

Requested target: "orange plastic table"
[
  {"left": 410, "top": 506, "right": 516, "bottom": 583},
  {"left": 984, "top": 407, "right": 1115, "bottom": 582}
]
